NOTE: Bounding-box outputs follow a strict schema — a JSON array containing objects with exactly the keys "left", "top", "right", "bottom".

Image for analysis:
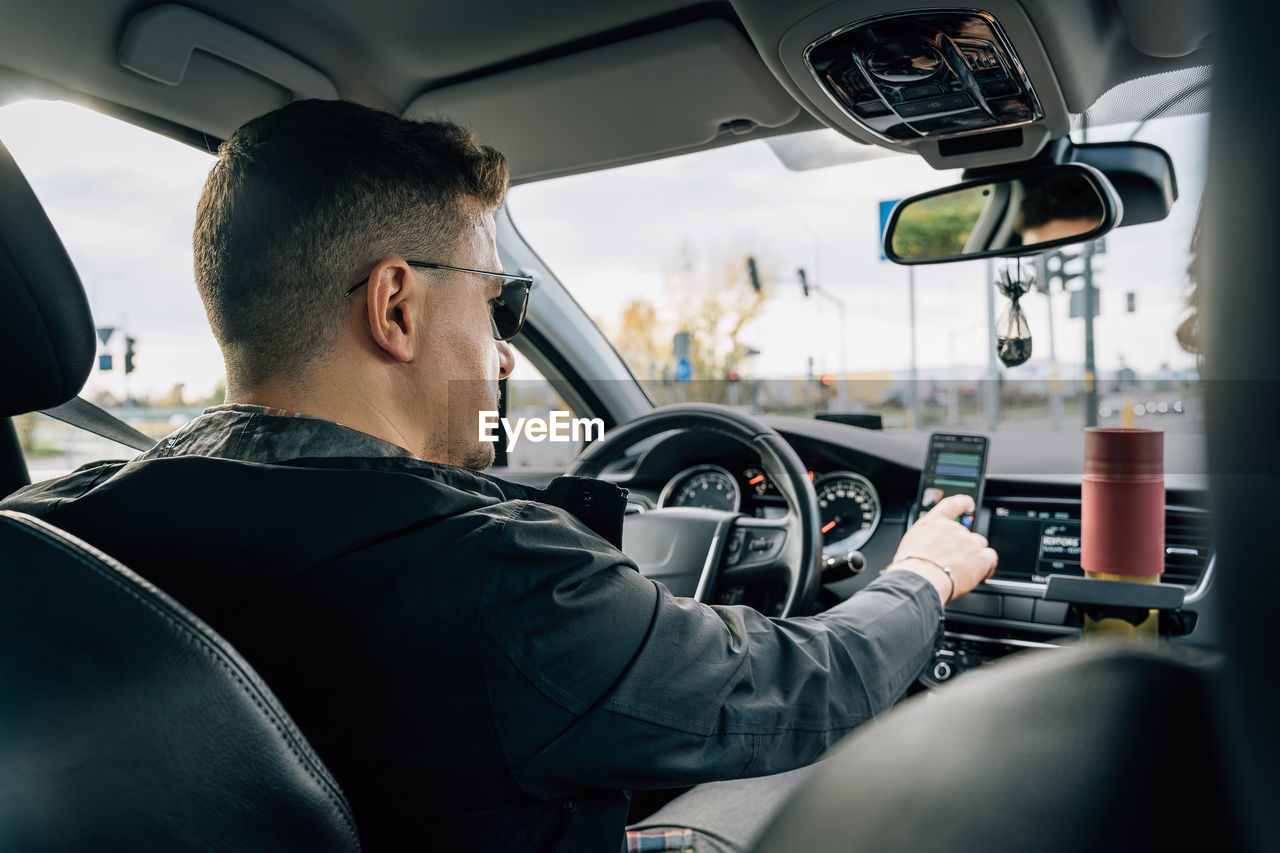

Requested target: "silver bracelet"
[{"left": 899, "top": 554, "right": 955, "bottom": 604}]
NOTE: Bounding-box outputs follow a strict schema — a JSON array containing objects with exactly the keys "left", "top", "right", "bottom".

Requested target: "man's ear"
[{"left": 363, "top": 257, "right": 419, "bottom": 363}]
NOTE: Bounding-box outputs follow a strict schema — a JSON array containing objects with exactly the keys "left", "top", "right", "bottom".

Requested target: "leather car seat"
[
  {"left": 0, "top": 510, "right": 362, "bottom": 852},
  {"left": 754, "top": 642, "right": 1244, "bottom": 852},
  {"left": 0, "top": 137, "right": 361, "bottom": 851}
]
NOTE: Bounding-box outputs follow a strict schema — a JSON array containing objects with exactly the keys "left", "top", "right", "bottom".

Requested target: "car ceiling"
[{"left": 0, "top": 0, "right": 1213, "bottom": 180}]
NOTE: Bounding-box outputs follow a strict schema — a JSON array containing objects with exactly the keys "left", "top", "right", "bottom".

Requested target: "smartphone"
[{"left": 917, "top": 433, "right": 989, "bottom": 528}]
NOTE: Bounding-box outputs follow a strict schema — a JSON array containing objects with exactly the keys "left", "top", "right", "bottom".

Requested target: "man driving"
[{"left": 0, "top": 99, "right": 997, "bottom": 853}]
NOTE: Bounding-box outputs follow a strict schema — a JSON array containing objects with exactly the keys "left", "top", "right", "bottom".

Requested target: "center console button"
[
  {"left": 1033, "top": 600, "right": 1070, "bottom": 625},
  {"left": 946, "top": 592, "right": 1002, "bottom": 617},
  {"left": 1004, "top": 596, "right": 1034, "bottom": 621}
]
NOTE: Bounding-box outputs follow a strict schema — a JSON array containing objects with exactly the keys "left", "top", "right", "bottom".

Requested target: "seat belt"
[{"left": 40, "top": 397, "right": 155, "bottom": 452}]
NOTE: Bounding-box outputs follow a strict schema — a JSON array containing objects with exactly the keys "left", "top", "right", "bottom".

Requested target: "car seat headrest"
[{"left": 0, "top": 138, "right": 94, "bottom": 417}]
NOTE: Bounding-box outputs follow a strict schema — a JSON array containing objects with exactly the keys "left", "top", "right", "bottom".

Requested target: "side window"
[
  {"left": 0, "top": 100, "right": 220, "bottom": 482},
  {"left": 499, "top": 357, "right": 598, "bottom": 470},
  {"left": 13, "top": 412, "right": 144, "bottom": 484}
]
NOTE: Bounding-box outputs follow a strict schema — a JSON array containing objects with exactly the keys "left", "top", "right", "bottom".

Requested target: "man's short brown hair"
[{"left": 194, "top": 99, "right": 509, "bottom": 390}]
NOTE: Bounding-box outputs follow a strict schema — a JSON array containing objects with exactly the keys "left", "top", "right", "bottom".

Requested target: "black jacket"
[{"left": 1, "top": 406, "right": 943, "bottom": 851}]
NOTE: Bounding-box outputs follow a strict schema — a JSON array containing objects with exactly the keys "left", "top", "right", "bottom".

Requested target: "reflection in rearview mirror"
[{"left": 885, "top": 165, "right": 1117, "bottom": 264}]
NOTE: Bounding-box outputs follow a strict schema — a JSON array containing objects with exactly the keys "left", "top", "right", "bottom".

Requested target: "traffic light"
[
  {"left": 746, "top": 257, "right": 762, "bottom": 292},
  {"left": 124, "top": 337, "right": 137, "bottom": 374},
  {"left": 1043, "top": 249, "right": 1084, "bottom": 290}
]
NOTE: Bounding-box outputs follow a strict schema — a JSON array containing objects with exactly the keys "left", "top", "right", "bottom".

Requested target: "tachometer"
[
  {"left": 659, "top": 465, "right": 741, "bottom": 512},
  {"left": 814, "top": 471, "right": 881, "bottom": 552},
  {"left": 742, "top": 467, "right": 774, "bottom": 497}
]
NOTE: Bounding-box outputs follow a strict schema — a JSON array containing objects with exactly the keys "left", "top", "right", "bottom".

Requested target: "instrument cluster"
[{"left": 658, "top": 463, "right": 883, "bottom": 554}]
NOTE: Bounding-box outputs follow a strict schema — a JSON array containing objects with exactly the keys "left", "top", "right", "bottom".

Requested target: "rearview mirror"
[{"left": 883, "top": 164, "right": 1122, "bottom": 264}]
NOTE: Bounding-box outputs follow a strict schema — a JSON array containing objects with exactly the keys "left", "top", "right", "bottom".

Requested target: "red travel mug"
[{"left": 1082, "top": 428, "right": 1164, "bottom": 578}]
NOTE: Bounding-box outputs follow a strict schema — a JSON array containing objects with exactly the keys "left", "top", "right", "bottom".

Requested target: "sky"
[{"left": 0, "top": 99, "right": 1207, "bottom": 400}]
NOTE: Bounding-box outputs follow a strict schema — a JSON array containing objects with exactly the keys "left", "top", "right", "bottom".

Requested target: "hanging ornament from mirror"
[{"left": 995, "top": 260, "right": 1034, "bottom": 367}]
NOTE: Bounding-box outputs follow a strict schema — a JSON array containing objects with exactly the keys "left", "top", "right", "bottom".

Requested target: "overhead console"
[
  {"left": 804, "top": 11, "right": 1042, "bottom": 144},
  {"left": 777, "top": 1, "right": 1072, "bottom": 169}
]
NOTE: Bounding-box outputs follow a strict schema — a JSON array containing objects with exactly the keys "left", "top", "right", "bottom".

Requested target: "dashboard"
[{"left": 608, "top": 416, "right": 1220, "bottom": 687}]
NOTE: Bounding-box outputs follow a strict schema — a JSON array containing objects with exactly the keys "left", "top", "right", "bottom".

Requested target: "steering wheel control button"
[
  {"left": 726, "top": 526, "right": 787, "bottom": 571},
  {"left": 725, "top": 530, "right": 746, "bottom": 565},
  {"left": 749, "top": 529, "right": 785, "bottom": 558}
]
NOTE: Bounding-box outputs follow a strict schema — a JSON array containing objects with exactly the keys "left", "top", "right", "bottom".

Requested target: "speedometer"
[
  {"left": 659, "top": 465, "right": 741, "bottom": 511},
  {"left": 814, "top": 472, "right": 881, "bottom": 552}
]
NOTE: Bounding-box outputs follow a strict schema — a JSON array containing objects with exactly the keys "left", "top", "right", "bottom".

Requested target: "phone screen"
[{"left": 917, "top": 433, "right": 989, "bottom": 528}]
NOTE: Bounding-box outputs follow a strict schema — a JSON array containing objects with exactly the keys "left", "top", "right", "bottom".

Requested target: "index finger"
[{"left": 927, "top": 493, "right": 975, "bottom": 520}]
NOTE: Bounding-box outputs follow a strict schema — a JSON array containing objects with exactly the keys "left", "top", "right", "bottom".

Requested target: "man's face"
[
  {"left": 1021, "top": 216, "right": 1102, "bottom": 246},
  {"left": 414, "top": 201, "right": 515, "bottom": 469}
]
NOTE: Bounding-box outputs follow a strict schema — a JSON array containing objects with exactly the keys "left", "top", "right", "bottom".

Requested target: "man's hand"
[{"left": 885, "top": 494, "right": 997, "bottom": 607}]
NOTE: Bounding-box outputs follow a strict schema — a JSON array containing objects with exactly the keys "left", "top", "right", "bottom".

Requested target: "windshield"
[{"left": 508, "top": 112, "right": 1207, "bottom": 434}]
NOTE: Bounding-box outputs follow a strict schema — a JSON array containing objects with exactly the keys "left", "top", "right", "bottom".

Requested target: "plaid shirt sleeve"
[{"left": 626, "top": 828, "right": 695, "bottom": 852}]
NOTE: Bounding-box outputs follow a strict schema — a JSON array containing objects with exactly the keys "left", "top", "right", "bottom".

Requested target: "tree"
[
  {"left": 674, "top": 251, "right": 769, "bottom": 384},
  {"left": 601, "top": 246, "right": 773, "bottom": 404},
  {"left": 612, "top": 298, "right": 669, "bottom": 378}
]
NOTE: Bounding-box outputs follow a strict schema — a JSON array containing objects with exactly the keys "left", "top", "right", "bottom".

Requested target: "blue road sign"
[
  {"left": 879, "top": 199, "right": 900, "bottom": 261},
  {"left": 675, "top": 357, "right": 691, "bottom": 382}
]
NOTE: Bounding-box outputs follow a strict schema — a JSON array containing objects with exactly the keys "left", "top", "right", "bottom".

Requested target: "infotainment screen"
[{"left": 985, "top": 503, "right": 1083, "bottom": 583}]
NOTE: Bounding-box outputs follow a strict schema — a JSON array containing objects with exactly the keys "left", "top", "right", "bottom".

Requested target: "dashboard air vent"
[{"left": 1163, "top": 508, "right": 1212, "bottom": 586}]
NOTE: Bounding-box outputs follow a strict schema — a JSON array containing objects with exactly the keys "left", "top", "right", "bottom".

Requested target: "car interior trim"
[
  {"left": 405, "top": 19, "right": 801, "bottom": 180},
  {"left": 944, "top": 630, "right": 1064, "bottom": 650},
  {"left": 119, "top": 4, "right": 340, "bottom": 100}
]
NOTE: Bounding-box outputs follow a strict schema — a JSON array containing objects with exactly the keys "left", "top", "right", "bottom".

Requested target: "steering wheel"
[{"left": 567, "top": 403, "right": 823, "bottom": 617}]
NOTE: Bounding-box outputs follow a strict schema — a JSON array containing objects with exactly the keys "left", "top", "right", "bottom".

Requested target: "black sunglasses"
[{"left": 344, "top": 261, "right": 534, "bottom": 341}]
